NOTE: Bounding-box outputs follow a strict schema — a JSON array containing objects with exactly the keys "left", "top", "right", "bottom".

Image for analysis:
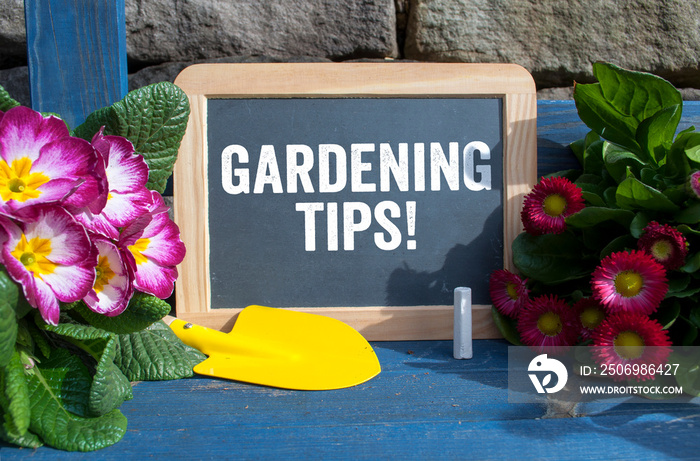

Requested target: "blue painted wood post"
[{"left": 24, "top": 0, "right": 128, "bottom": 128}]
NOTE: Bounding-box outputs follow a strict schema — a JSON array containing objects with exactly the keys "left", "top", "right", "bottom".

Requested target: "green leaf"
[
  {"left": 574, "top": 82, "right": 641, "bottom": 154},
  {"left": 75, "top": 82, "right": 190, "bottom": 193},
  {"left": 654, "top": 300, "right": 681, "bottom": 329},
  {"left": 113, "top": 320, "right": 205, "bottom": 381},
  {"left": 602, "top": 142, "right": 645, "bottom": 184},
  {"left": 0, "top": 422, "right": 43, "bottom": 449},
  {"left": 0, "top": 302, "right": 16, "bottom": 368},
  {"left": 676, "top": 131, "right": 700, "bottom": 165},
  {"left": 671, "top": 349, "right": 700, "bottom": 397},
  {"left": 0, "top": 271, "right": 19, "bottom": 367},
  {"left": 630, "top": 212, "right": 651, "bottom": 238},
  {"left": 565, "top": 206, "right": 634, "bottom": 229},
  {"left": 491, "top": 307, "right": 522, "bottom": 346},
  {"left": 42, "top": 322, "right": 133, "bottom": 417},
  {"left": 0, "top": 351, "right": 31, "bottom": 440},
  {"left": 681, "top": 251, "right": 700, "bottom": 273},
  {"left": 599, "top": 234, "right": 636, "bottom": 258},
  {"left": 615, "top": 177, "right": 680, "bottom": 212},
  {"left": 676, "top": 203, "right": 700, "bottom": 224},
  {"left": 26, "top": 348, "right": 127, "bottom": 452},
  {"left": 574, "top": 62, "right": 682, "bottom": 154},
  {"left": 582, "top": 139, "right": 606, "bottom": 176},
  {"left": 512, "top": 232, "right": 591, "bottom": 284},
  {"left": 72, "top": 292, "right": 172, "bottom": 334},
  {"left": 636, "top": 104, "right": 682, "bottom": 164},
  {"left": 0, "top": 85, "right": 21, "bottom": 112}
]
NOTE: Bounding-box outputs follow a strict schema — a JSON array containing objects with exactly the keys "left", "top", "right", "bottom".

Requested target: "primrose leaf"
[
  {"left": 512, "top": 232, "right": 592, "bottom": 284},
  {"left": 0, "top": 271, "right": 19, "bottom": 367},
  {"left": 73, "top": 82, "right": 190, "bottom": 193},
  {"left": 112, "top": 320, "right": 205, "bottom": 381},
  {"left": 615, "top": 177, "right": 680, "bottom": 212},
  {"left": 42, "top": 322, "right": 133, "bottom": 417},
  {"left": 574, "top": 63, "right": 682, "bottom": 154},
  {"left": 0, "top": 302, "right": 16, "bottom": 368},
  {"left": 0, "top": 351, "right": 31, "bottom": 440},
  {"left": 0, "top": 423, "right": 43, "bottom": 448},
  {"left": 71, "top": 292, "right": 172, "bottom": 334},
  {"left": 26, "top": 348, "right": 127, "bottom": 452},
  {"left": 0, "top": 85, "right": 21, "bottom": 112}
]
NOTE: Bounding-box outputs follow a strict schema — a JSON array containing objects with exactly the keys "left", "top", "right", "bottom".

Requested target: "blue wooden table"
[{"left": 2, "top": 101, "right": 700, "bottom": 459}]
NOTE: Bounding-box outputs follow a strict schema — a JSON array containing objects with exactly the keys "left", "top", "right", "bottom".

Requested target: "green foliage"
[
  {"left": 501, "top": 62, "right": 700, "bottom": 396},
  {"left": 113, "top": 321, "right": 205, "bottom": 381},
  {"left": 25, "top": 348, "right": 127, "bottom": 452},
  {"left": 0, "top": 85, "right": 20, "bottom": 112},
  {"left": 0, "top": 83, "right": 196, "bottom": 451},
  {"left": 0, "top": 271, "right": 19, "bottom": 367},
  {"left": 74, "top": 82, "right": 190, "bottom": 193},
  {"left": 70, "top": 292, "right": 174, "bottom": 335}
]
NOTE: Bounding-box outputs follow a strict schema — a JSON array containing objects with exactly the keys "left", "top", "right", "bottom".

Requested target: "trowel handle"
[{"left": 167, "top": 318, "right": 239, "bottom": 356}]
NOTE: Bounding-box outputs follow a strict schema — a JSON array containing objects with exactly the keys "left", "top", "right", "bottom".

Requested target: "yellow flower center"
[
  {"left": 614, "top": 271, "right": 644, "bottom": 298},
  {"left": 505, "top": 281, "right": 520, "bottom": 300},
  {"left": 94, "top": 255, "right": 116, "bottom": 294},
  {"left": 650, "top": 240, "right": 673, "bottom": 261},
  {"left": 537, "top": 311, "right": 562, "bottom": 337},
  {"left": 614, "top": 330, "right": 645, "bottom": 359},
  {"left": 128, "top": 238, "right": 150, "bottom": 265},
  {"left": 580, "top": 305, "right": 605, "bottom": 330},
  {"left": 0, "top": 157, "right": 50, "bottom": 202},
  {"left": 542, "top": 193, "right": 567, "bottom": 217},
  {"left": 10, "top": 234, "right": 56, "bottom": 277}
]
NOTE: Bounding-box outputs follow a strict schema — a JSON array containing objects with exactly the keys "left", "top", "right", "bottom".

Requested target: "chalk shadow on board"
[{"left": 385, "top": 207, "right": 503, "bottom": 306}]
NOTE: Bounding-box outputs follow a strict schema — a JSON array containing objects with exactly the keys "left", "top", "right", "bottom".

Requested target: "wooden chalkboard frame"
[{"left": 173, "top": 62, "right": 536, "bottom": 340}]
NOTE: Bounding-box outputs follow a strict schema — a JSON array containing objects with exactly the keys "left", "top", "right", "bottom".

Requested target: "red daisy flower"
[
  {"left": 688, "top": 171, "right": 700, "bottom": 199},
  {"left": 591, "top": 250, "right": 668, "bottom": 316},
  {"left": 637, "top": 221, "right": 688, "bottom": 271},
  {"left": 590, "top": 313, "right": 671, "bottom": 381},
  {"left": 573, "top": 297, "right": 606, "bottom": 340},
  {"left": 517, "top": 294, "right": 579, "bottom": 354},
  {"left": 520, "top": 176, "right": 585, "bottom": 235},
  {"left": 489, "top": 269, "right": 529, "bottom": 318}
]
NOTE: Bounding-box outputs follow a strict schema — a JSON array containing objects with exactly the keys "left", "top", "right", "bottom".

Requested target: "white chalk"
[{"left": 453, "top": 287, "right": 473, "bottom": 359}]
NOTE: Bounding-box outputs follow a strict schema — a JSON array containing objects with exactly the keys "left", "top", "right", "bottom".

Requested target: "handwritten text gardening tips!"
[{"left": 220, "top": 140, "right": 493, "bottom": 252}]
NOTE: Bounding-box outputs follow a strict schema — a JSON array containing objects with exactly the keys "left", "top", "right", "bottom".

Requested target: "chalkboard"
[{"left": 173, "top": 63, "right": 537, "bottom": 340}]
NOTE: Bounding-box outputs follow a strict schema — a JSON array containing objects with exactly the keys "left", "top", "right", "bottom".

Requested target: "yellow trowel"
[{"left": 165, "top": 305, "right": 381, "bottom": 390}]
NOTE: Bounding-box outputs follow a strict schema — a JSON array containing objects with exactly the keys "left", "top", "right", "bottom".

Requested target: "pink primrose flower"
[
  {"left": 0, "top": 206, "right": 97, "bottom": 325},
  {"left": 0, "top": 107, "right": 102, "bottom": 214},
  {"left": 119, "top": 193, "right": 185, "bottom": 299},
  {"left": 70, "top": 129, "right": 152, "bottom": 239},
  {"left": 82, "top": 236, "right": 134, "bottom": 317}
]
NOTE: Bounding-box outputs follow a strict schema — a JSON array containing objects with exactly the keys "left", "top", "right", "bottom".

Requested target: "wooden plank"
[
  {"left": 172, "top": 62, "right": 537, "bottom": 340},
  {"left": 2, "top": 338, "right": 698, "bottom": 459},
  {"left": 24, "top": 0, "right": 127, "bottom": 128}
]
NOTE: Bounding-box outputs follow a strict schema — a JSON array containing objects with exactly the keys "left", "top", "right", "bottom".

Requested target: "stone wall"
[{"left": 2, "top": 0, "right": 700, "bottom": 106}]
